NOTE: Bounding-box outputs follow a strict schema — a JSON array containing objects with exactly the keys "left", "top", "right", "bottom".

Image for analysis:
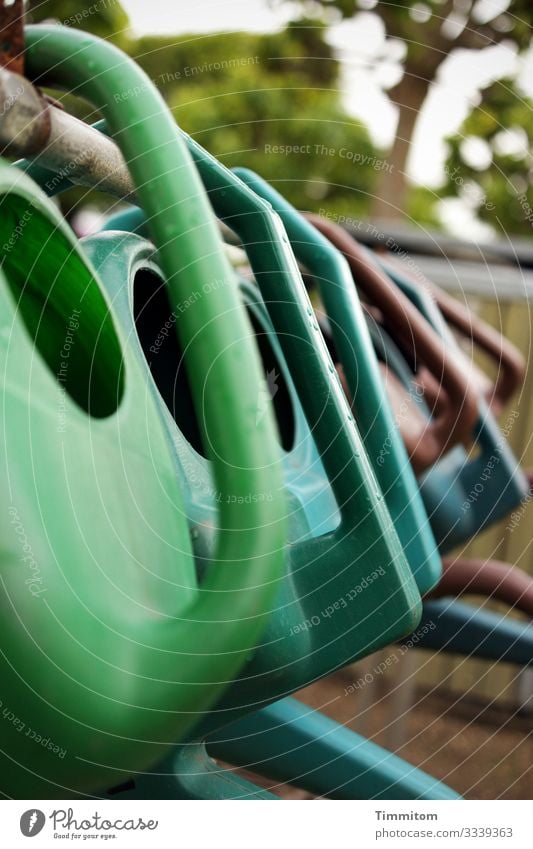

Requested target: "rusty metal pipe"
[{"left": 0, "top": 66, "right": 134, "bottom": 200}]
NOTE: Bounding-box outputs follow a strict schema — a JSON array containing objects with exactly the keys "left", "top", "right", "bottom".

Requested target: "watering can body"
[
  {"left": 84, "top": 228, "right": 459, "bottom": 800},
  {"left": 376, "top": 257, "right": 529, "bottom": 551},
  {"left": 0, "top": 167, "right": 200, "bottom": 795},
  {"left": 0, "top": 24, "right": 288, "bottom": 798},
  {"left": 83, "top": 228, "right": 422, "bottom": 732},
  {"left": 10, "top": 34, "right": 472, "bottom": 796}
]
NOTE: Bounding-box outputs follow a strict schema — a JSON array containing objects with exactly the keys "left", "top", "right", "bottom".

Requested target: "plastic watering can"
[
  {"left": 82, "top": 230, "right": 456, "bottom": 799},
  {"left": 375, "top": 253, "right": 529, "bottom": 551},
  {"left": 0, "top": 25, "right": 287, "bottom": 797}
]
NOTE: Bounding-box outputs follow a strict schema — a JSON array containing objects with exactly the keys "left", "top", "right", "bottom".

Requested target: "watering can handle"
[
  {"left": 378, "top": 251, "right": 525, "bottom": 415},
  {"left": 23, "top": 25, "right": 285, "bottom": 700},
  {"left": 305, "top": 214, "right": 479, "bottom": 471},
  {"left": 17, "top": 114, "right": 389, "bottom": 529},
  {"left": 427, "top": 556, "right": 533, "bottom": 618},
  {"left": 425, "top": 283, "right": 525, "bottom": 415}
]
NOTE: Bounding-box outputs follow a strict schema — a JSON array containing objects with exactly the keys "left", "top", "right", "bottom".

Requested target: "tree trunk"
[{"left": 371, "top": 73, "right": 430, "bottom": 221}]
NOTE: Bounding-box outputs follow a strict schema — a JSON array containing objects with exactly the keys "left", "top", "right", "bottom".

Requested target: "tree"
[
  {"left": 442, "top": 78, "right": 533, "bottom": 235},
  {"left": 275, "top": 0, "right": 533, "bottom": 218},
  {"left": 21, "top": 12, "right": 382, "bottom": 221},
  {"left": 133, "top": 24, "right": 379, "bottom": 217},
  {"left": 26, "top": 0, "right": 131, "bottom": 46}
]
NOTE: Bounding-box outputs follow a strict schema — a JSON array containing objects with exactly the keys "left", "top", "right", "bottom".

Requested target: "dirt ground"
[{"left": 232, "top": 664, "right": 532, "bottom": 800}]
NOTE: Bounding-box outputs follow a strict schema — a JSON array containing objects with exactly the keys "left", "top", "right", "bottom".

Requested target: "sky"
[{"left": 120, "top": 0, "right": 532, "bottom": 234}]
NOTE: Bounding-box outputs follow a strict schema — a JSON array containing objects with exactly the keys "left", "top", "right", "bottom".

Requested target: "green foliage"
[
  {"left": 130, "top": 25, "right": 381, "bottom": 217},
  {"left": 442, "top": 80, "right": 533, "bottom": 235},
  {"left": 274, "top": 1, "right": 533, "bottom": 221},
  {"left": 26, "top": 0, "right": 131, "bottom": 46},
  {"left": 407, "top": 186, "right": 442, "bottom": 229}
]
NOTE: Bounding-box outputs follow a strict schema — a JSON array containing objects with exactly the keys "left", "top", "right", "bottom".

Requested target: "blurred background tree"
[
  {"left": 26, "top": 0, "right": 131, "bottom": 46},
  {"left": 23, "top": 0, "right": 533, "bottom": 235},
  {"left": 441, "top": 77, "right": 533, "bottom": 235},
  {"left": 132, "top": 22, "right": 377, "bottom": 217},
  {"left": 274, "top": 0, "right": 532, "bottom": 221}
]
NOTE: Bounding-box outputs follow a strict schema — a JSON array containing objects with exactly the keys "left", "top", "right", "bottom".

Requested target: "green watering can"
[
  {"left": 81, "top": 231, "right": 456, "bottom": 799},
  {"left": 83, "top": 130, "right": 423, "bottom": 701},
  {"left": 0, "top": 26, "right": 287, "bottom": 798},
  {"left": 16, "top": 30, "right": 447, "bottom": 797},
  {"left": 230, "top": 170, "right": 442, "bottom": 597},
  {"left": 86, "top": 194, "right": 422, "bottom": 725}
]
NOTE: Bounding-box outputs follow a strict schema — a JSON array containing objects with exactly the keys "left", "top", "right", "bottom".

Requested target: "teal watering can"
[
  {"left": 375, "top": 253, "right": 529, "bottom": 550},
  {"left": 304, "top": 217, "right": 533, "bottom": 667},
  {"left": 15, "top": 33, "right": 462, "bottom": 796}
]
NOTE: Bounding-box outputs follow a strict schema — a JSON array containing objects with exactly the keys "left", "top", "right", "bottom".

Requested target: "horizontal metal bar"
[
  {"left": 392, "top": 253, "right": 533, "bottom": 302},
  {"left": 0, "top": 66, "right": 134, "bottom": 200}
]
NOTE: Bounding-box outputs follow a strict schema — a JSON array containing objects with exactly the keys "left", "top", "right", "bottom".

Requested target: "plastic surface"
[
  {"left": 306, "top": 214, "right": 479, "bottom": 473},
  {"left": 17, "top": 106, "right": 428, "bottom": 797},
  {"left": 371, "top": 255, "right": 529, "bottom": 552},
  {"left": 207, "top": 698, "right": 461, "bottom": 799},
  {"left": 0, "top": 25, "right": 286, "bottom": 797},
  {"left": 232, "top": 170, "right": 441, "bottom": 596},
  {"left": 19, "top": 134, "right": 439, "bottom": 594},
  {"left": 84, "top": 231, "right": 444, "bottom": 801},
  {"left": 83, "top": 229, "right": 420, "bottom": 736},
  {"left": 412, "top": 274, "right": 525, "bottom": 416},
  {"left": 22, "top": 128, "right": 531, "bottom": 672}
]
